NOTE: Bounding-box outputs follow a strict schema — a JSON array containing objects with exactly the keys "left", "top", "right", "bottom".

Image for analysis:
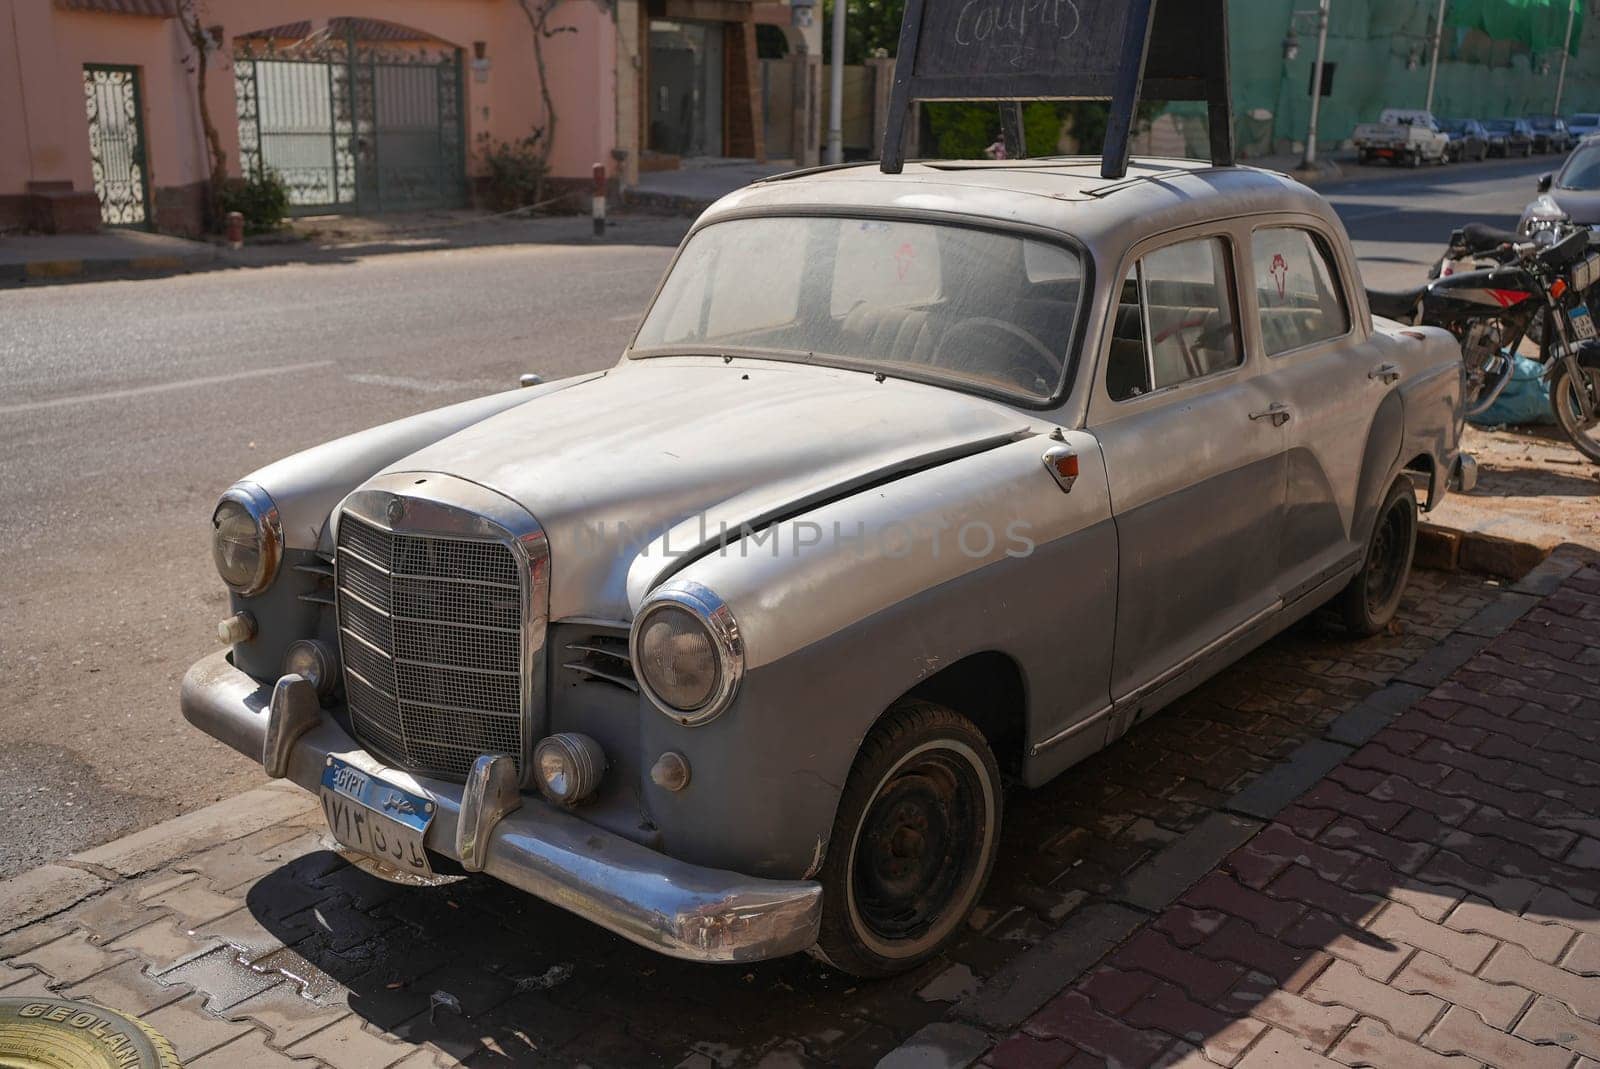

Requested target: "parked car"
[
  {"left": 1528, "top": 115, "right": 1576, "bottom": 154},
  {"left": 182, "top": 158, "right": 1472, "bottom": 977},
  {"left": 1439, "top": 118, "right": 1490, "bottom": 163},
  {"left": 1485, "top": 118, "right": 1536, "bottom": 157},
  {"left": 1520, "top": 138, "right": 1600, "bottom": 235},
  {"left": 1567, "top": 113, "right": 1600, "bottom": 140},
  {"left": 1354, "top": 108, "right": 1451, "bottom": 166}
]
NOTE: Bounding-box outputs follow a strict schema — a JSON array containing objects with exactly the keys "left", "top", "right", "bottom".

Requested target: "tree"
[
  {"left": 177, "top": 0, "right": 228, "bottom": 228},
  {"left": 517, "top": 0, "right": 578, "bottom": 203},
  {"left": 821, "top": 0, "right": 905, "bottom": 64}
]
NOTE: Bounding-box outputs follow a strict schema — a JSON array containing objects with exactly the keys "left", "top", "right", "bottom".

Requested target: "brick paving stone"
[
  {"left": 1123, "top": 980, "right": 1267, "bottom": 1066},
  {"left": 1026, "top": 991, "right": 1174, "bottom": 1068},
  {"left": 1218, "top": 977, "right": 1354, "bottom": 1051},
  {"left": 65, "top": 958, "right": 190, "bottom": 1017},
  {"left": 142, "top": 875, "right": 249, "bottom": 929},
  {"left": 287, "top": 1015, "right": 414, "bottom": 1068},
  {"left": 142, "top": 992, "right": 256, "bottom": 1062},
  {"left": 984, "top": 1034, "right": 1079, "bottom": 1069},
  {"left": 1514, "top": 994, "right": 1600, "bottom": 1061},
  {"left": 1302, "top": 959, "right": 1443, "bottom": 1041},
  {"left": 0, "top": 960, "right": 34, "bottom": 989},
  {"left": 12, "top": 927, "right": 132, "bottom": 986},
  {"left": 1480, "top": 942, "right": 1600, "bottom": 1020},
  {"left": 1233, "top": 1028, "right": 1340, "bottom": 1068},
  {"left": 1524, "top": 885, "right": 1600, "bottom": 941},
  {"left": 1562, "top": 932, "right": 1600, "bottom": 974},
  {"left": 1195, "top": 919, "right": 1330, "bottom": 992},
  {"left": 1109, "top": 930, "right": 1245, "bottom": 1005},
  {"left": 1391, "top": 950, "right": 1532, "bottom": 1030},
  {"left": 1443, "top": 896, "right": 1575, "bottom": 962},
  {"left": 223, "top": 983, "right": 353, "bottom": 1050},
  {"left": 1328, "top": 1017, "right": 1476, "bottom": 1069},
  {"left": 188, "top": 1030, "right": 326, "bottom": 1067},
  {"left": 1362, "top": 902, "right": 1495, "bottom": 973},
  {"left": 1423, "top": 1003, "right": 1571, "bottom": 1069}
]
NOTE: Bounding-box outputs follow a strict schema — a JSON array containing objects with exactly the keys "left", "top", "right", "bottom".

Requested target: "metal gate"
[
  {"left": 82, "top": 65, "right": 151, "bottom": 228},
  {"left": 235, "top": 32, "right": 465, "bottom": 213}
]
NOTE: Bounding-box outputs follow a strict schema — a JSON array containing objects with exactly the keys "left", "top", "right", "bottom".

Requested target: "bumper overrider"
[{"left": 181, "top": 649, "right": 823, "bottom": 963}]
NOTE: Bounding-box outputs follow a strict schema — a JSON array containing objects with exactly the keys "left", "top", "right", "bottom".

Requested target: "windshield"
[
  {"left": 1531, "top": 117, "right": 1559, "bottom": 130},
  {"left": 1574, "top": 115, "right": 1600, "bottom": 125},
  {"left": 1439, "top": 119, "right": 1467, "bottom": 133},
  {"left": 1558, "top": 144, "right": 1600, "bottom": 189},
  {"left": 632, "top": 216, "right": 1085, "bottom": 401}
]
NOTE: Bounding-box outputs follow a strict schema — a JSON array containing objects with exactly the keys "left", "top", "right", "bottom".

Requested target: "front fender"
[{"left": 630, "top": 433, "right": 1117, "bottom": 879}]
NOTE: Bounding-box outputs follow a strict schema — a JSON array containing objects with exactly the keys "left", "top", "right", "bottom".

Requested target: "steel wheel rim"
[
  {"left": 846, "top": 740, "right": 995, "bottom": 958},
  {"left": 1364, "top": 498, "right": 1414, "bottom": 615}
]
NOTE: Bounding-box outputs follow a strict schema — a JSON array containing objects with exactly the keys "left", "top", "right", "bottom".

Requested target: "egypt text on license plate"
[{"left": 319, "top": 757, "right": 435, "bottom": 876}]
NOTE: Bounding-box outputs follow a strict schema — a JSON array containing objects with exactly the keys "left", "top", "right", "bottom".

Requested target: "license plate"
[
  {"left": 1572, "top": 305, "right": 1597, "bottom": 341},
  {"left": 319, "top": 756, "right": 435, "bottom": 876}
]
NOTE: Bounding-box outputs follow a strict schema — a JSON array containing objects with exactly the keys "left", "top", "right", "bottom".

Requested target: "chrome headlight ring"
[
  {"left": 211, "top": 481, "right": 283, "bottom": 597},
  {"left": 629, "top": 580, "right": 744, "bottom": 726}
]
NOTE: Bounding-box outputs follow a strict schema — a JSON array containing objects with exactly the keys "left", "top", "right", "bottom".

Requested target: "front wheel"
[
  {"left": 1551, "top": 361, "right": 1600, "bottom": 464},
  {"left": 813, "top": 701, "right": 1002, "bottom": 977},
  {"left": 1338, "top": 478, "right": 1418, "bottom": 637}
]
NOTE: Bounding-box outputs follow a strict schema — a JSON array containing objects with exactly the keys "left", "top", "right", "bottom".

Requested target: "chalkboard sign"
[{"left": 881, "top": 0, "right": 1234, "bottom": 179}]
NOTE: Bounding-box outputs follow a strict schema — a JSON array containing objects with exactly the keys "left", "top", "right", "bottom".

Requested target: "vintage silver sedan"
[{"left": 183, "top": 158, "right": 1470, "bottom": 976}]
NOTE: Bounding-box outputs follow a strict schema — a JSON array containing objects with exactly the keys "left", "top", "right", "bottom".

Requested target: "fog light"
[
  {"left": 217, "top": 611, "right": 256, "bottom": 645},
  {"left": 282, "top": 639, "right": 337, "bottom": 698},
  {"left": 534, "top": 733, "right": 606, "bottom": 805},
  {"left": 650, "top": 752, "right": 691, "bottom": 792}
]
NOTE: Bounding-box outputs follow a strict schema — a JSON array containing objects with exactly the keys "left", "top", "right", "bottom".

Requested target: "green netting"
[{"left": 1448, "top": 0, "right": 1581, "bottom": 54}]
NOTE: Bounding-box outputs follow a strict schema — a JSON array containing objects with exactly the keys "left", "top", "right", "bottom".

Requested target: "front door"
[
  {"left": 82, "top": 65, "right": 151, "bottom": 228},
  {"left": 648, "top": 20, "right": 724, "bottom": 157},
  {"left": 1247, "top": 223, "right": 1381, "bottom": 600},
  {"left": 1091, "top": 232, "right": 1288, "bottom": 703}
]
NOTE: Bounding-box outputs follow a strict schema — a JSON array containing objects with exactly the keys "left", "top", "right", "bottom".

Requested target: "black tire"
[
  {"left": 1550, "top": 362, "right": 1600, "bottom": 464},
  {"left": 0, "top": 997, "right": 180, "bottom": 1069},
  {"left": 813, "top": 701, "right": 1002, "bottom": 977},
  {"left": 1339, "top": 479, "right": 1418, "bottom": 637}
]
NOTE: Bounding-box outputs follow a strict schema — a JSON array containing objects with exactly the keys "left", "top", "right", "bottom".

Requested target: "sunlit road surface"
[{"left": 0, "top": 157, "right": 1553, "bottom": 878}]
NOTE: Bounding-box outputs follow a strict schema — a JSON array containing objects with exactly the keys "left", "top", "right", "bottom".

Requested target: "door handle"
[
  {"left": 1369, "top": 363, "right": 1402, "bottom": 385},
  {"left": 1249, "top": 402, "right": 1292, "bottom": 427}
]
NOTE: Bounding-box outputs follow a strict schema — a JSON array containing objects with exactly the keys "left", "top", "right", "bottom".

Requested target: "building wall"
[{"left": 1, "top": 0, "right": 619, "bottom": 232}]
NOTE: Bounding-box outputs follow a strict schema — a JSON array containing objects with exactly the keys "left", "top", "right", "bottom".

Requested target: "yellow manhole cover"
[{"left": 0, "top": 997, "right": 179, "bottom": 1069}]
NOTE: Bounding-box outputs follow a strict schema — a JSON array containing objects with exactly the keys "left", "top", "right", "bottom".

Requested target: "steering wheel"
[
  {"left": 1152, "top": 316, "right": 1212, "bottom": 377},
  {"left": 933, "top": 317, "right": 1061, "bottom": 390}
]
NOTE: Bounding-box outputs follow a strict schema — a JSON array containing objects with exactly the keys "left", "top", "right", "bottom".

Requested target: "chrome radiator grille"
[{"left": 336, "top": 513, "right": 524, "bottom": 780}]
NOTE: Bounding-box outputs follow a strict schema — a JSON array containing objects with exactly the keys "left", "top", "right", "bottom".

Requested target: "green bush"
[
  {"left": 477, "top": 131, "right": 548, "bottom": 212},
  {"left": 220, "top": 169, "right": 290, "bottom": 234},
  {"left": 924, "top": 102, "right": 1065, "bottom": 159}
]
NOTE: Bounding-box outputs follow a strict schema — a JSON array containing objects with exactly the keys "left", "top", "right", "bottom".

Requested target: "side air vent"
[{"left": 563, "top": 634, "right": 637, "bottom": 693}]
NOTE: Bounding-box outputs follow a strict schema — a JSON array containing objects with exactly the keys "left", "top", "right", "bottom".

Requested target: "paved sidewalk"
[
  {"left": 928, "top": 555, "right": 1600, "bottom": 1069},
  {"left": 0, "top": 564, "right": 1548, "bottom": 1068},
  {"left": 0, "top": 229, "right": 216, "bottom": 286}
]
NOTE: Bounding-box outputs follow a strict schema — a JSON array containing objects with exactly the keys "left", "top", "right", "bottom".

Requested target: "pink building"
[{"left": 0, "top": 0, "right": 818, "bottom": 235}]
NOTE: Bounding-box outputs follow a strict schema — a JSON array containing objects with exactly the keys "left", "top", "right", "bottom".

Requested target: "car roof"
[{"left": 696, "top": 157, "right": 1340, "bottom": 255}]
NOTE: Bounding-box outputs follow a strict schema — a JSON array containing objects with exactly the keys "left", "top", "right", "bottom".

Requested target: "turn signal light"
[
  {"left": 1041, "top": 445, "right": 1079, "bottom": 493},
  {"left": 1552, "top": 278, "right": 1569, "bottom": 299}
]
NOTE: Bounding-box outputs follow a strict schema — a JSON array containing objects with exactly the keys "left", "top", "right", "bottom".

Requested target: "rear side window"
[
  {"left": 1253, "top": 227, "right": 1350, "bottom": 356},
  {"left": 1106, "top": 236, "right": 1242, "bottom": 401}
]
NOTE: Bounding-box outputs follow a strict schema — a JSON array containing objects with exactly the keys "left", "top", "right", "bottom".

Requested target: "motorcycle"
[{"left": 1368, "top": 224, "right": 1600, "bottom": 464}]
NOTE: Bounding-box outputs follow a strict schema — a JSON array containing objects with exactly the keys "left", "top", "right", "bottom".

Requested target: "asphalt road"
[{"left": 0, "top": 156, "right": 1553, "bottom": 879}]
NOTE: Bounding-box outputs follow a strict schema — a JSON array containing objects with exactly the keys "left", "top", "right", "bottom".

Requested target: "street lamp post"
[
  {"left": 1424, "top": 0, "right": 1448, "bottom": 115},
  {"left": 1301, "top": 0, "right": 1331, "bottom": 169},
  {"left": 1555, "top": 0, "right": 1578, "bottom": 116},
  {"left": 827, "top": 0, "right": 845, "bottom": 164}
]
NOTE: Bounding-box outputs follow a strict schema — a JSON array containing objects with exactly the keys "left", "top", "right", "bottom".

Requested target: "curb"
[
  {"left": 1416, "top": 520, "right": 1553, "bottom": 580},
  {"left": 1, "top": 250, "right": 218, "bottom": 289}
]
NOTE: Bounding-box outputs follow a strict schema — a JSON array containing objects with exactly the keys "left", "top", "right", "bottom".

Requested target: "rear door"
[
  {"left": 1247, "top": 221, "right": 1391, "bottom": 602},
  {"left": 1089, "top": 228, "right": 1288, "bottom": 703}
]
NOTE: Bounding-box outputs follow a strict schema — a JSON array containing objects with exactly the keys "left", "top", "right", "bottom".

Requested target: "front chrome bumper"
[{"left": 180, "top": 650, "right": 823, "bottom": 964}]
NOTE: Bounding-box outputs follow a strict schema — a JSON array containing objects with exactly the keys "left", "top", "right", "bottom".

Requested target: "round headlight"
[
  {"left": 211, "top": 483, "right": 281, "bottom": 597},
  {"left": 282, "top": 639, "right": 337, "bottom": 698},
  {"left": 630, "top": 582, "right": 743, "bottom": 725},
  {"left": 534, "top": 733, "right": 606, "bottom": 805}
]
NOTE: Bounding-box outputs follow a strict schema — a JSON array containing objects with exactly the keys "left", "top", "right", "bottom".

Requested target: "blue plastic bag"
[{"left": 1467, "top": 353, "right": 1555, "bottom": 427}]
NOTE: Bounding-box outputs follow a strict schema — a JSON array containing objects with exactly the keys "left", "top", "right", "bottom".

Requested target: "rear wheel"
[
  {"left": 1339, "top": 479, "right": 1418, "bottom": 637},
  {"left": 1551, "top": 362, "right": 1600, "bottom": 464},
  {"left": 813, "top": 702, "right": 1002, "bottom": 977}
]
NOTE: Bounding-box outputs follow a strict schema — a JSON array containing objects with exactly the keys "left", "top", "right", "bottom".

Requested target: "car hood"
[
  {"left": 382, "top": 358, "right": 1037, "bottom": 619},
  {"left": 1546, "top": 188, "right": 1600, "bottom": 224}
]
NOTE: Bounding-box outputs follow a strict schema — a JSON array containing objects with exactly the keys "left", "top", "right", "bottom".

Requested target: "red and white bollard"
[
  {"left": 224, "top": 211, "right": 244, "bottom": 250},
  {"left": 592, "top": 163, "right": 606, "bottom": 238}
]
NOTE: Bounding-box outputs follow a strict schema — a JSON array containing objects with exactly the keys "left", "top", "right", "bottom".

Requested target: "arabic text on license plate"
[
  {"left": 319, "top": 757, "right": 435, "bottom": 876},
  {"left": 1572, "top": 305, "right": 1597, "bottom": 341}
]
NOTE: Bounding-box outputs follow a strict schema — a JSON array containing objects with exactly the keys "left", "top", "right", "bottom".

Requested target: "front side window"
[
  {"left": 1105, "top": 236, "right": 1242, "bottom": 401},
  {"left": 632, "top": 216, "right": 1086, "bottom": 401},
  {"left": 1558, "top": 144, "right": 1600, "bottom": 190},
  {"left": 1252, "top": 227, "right": 1351, "bottom": 356}
]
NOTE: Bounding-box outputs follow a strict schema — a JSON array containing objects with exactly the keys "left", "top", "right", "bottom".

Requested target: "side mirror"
[{"left": 1539, "top": 174, "right": 1554, "bottom": 192}]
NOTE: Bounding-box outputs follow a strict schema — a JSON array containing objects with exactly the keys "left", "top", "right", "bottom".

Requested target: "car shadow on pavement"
[{"left": 235, "top": 567, "right": 1600, "bottom": 1067}]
